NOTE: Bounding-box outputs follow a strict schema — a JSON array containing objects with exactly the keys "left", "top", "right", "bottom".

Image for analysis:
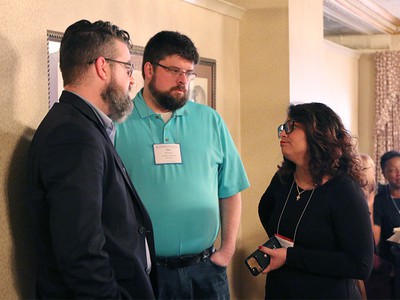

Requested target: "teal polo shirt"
[{"left": 115, "top": 90, "right": 249, "bottom": 257}]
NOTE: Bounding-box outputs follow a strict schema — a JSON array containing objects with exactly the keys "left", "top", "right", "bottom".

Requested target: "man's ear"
[
  {"left": 143, "top": 61, "right": 154, "bottom": 80},
  {"left": 94, "top": 57, "right": 109, "bottom": 81}
]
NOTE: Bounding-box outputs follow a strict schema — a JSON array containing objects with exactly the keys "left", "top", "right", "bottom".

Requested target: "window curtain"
[{"left": 374, "top": 51, "right": 400, "bottom": 184}]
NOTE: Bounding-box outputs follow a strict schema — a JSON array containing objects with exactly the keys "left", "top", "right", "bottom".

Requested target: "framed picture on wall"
[
  {"left": 47, "top": 31, "right": 64, "bottom": 109},
  {"left": 129, "top": 45, "right": 144, "bottom": 99},
  {"left": 190, "top": 57, "right": 216, "bottom": 109},
  {"left": 47, "top": 30, "right": 217, "bottom": 110}
]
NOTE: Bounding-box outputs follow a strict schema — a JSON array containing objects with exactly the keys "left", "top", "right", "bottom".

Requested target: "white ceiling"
[
  {"left": 323, "top": 0, "right": 400, "bottom": 36},
  {"left": 223, "top": 0, "right": 287, "bottom": 10},
  {"left": 223, "top": 0, "right": 400, "bottom": 36},
  {"left": 226, "top": 0, "right": 400, "bottom": 18},
  {"left": 374, "top": 0, "right": 400, "bottom": 18}
]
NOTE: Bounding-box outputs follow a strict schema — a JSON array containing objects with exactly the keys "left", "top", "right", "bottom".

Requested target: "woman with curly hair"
[{"left": 257, "top": 102, "right": 373, "bottom": 299}]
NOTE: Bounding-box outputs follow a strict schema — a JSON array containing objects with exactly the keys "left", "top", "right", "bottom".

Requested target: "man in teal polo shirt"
[{"left": 115, "top": 31, "right": 249, "bottom": 299}]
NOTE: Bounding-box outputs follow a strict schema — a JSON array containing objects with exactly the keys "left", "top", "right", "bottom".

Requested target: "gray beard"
[{"left": 101, "top": 78, "right": 133, "bottom": 123}]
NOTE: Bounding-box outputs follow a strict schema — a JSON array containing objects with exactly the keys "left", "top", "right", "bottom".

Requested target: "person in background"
[
  {"left": 360, "top": 154, "right": 376, "bottom": 221},
  {"left": 115, "top": 31, "right": 250, "bottom": 299},
  {"left": 258, "top": 102, "right": 373, "bottom": 299},
  {"left": 26, "top": 20, "right": 157, "bottom": 299},
  {"left": 373, "top": 150, "right": 400, "bottom": 298},
  {"left": 360, "top": 153, "right": 394, "bottom": 299}
]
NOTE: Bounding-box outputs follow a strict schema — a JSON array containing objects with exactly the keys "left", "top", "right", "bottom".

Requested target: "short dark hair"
[
  {"left": 380, "top": 151, "right": 400, "bottom": 171},
  {"left": 60, "top": 19, "right": 131, "bottom": 85},
  {"left": 142, "top": 31, "right": 199, "bottom": 78},
  {"left": 278, "top": 102, "right": 363, "bottom": 186}
]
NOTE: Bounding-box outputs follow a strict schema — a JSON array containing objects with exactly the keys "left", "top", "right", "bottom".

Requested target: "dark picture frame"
[
  {"left": 129, "top": 45, "right": 145, "bottom": 99},
  {"left": 47, "top": 31, "right": 217, "bottom": 109},
  {"left": 191, "top": 57, "right": 216, "bottom": 109},
  {"left": 47, "top": 31, "right": 64, "bottom": 109}
]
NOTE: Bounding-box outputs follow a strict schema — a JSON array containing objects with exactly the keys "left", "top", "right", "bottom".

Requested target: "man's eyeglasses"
[
  {"left": 151, "top": 62, "right": 197, "bottom": 81},
  {"left": 88, "top": 57, "right": 135, "bottom": 77},
  {"left": 277, "top": 120, "right": 296, "bottom": 138}
]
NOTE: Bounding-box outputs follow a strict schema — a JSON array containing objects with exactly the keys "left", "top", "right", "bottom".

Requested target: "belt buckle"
[{"left": 201, "top": 246, "right": 213, "bottom": 259}]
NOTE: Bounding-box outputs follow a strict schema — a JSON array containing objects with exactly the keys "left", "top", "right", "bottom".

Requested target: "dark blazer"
[{"left": 26, "top": 91, "right": 157, "bottom": 299}]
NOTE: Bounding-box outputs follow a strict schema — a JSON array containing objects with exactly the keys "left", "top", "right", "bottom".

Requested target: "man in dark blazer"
[{"left": 26, "top": 20, "right": 157, "bottom": 299}]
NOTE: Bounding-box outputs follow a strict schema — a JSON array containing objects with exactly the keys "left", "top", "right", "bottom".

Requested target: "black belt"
[{"left": 156, "top": 246, "right": 214, "bottom": 268}]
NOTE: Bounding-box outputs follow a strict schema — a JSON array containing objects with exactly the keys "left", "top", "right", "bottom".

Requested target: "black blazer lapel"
[{"left": 59, "top": 91, "right": 152, "bottom": 227}]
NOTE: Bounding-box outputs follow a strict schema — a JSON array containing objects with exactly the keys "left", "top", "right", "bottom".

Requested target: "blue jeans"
[{"left": 157, "top": 257, "right": 230, "bottom": 299}]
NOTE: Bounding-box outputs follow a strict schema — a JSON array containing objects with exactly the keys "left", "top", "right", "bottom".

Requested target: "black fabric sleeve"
[
  {"left": 39, "top": 122, "right": 127, "bottom": 299},
  {"left": 285, "top": 178, "right": 374, "bottom": 280},
  {"left": 258, "top": 173, "right": 280, "bottom": 236},
  {"left": 373, "top": 192, "right": 384, "bottom": 227}
]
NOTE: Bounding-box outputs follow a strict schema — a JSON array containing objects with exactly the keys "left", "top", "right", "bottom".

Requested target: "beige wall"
[
  {"left": 358, "top": 53, "right": 376, "bottom": 156},
  {"left": 238, "top": 1, "right": 363, "bottom": 298},
  {"left": 289, "top": 0, "right": 325, "bottom": 102},
  {"left": 330, "top": 34, "right": 400, "bottom": 157},
  {"left": 357, "top": 35, "right": 400, "bottom": 158},
  {"left": 322, "top": 42, "right": 360, "bottom": 134},
  {"left": 0, "top": 1, "right": 242, "bottom": 298},
  {"left": 238, "top": 4, "right": 290, "bottom": 299},
  {"left": 289, "top": 0, "right": 360, "bottom": 135},
  {"left": 0, "top": 0, "right": 367, "bottom": 299}
]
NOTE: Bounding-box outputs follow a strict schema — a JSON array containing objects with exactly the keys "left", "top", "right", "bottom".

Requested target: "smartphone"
[{"left": 244, "top": 236, "right": 281, "bottom": 276}]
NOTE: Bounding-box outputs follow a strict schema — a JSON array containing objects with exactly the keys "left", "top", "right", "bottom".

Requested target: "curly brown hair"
[{"left": 277, "top": 102, "right": 364, "bottom": 187}]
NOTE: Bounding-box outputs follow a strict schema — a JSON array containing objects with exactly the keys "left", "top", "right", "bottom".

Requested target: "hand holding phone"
[{"left": 244, "top": 236, "right": 281, "bottom": 276}]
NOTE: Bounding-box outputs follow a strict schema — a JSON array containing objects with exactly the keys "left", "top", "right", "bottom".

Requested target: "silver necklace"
[
  {"left": 296, "top": 183, "right": 307, "bottom": 201},
  {"left": 391, "top": 196, "right": 400, "bottom": 214},
  {"left": 386, "top": 186, "right": 400, "bottom": 216},
  {"left": 390, "top": 194, "right": 400, "bottom": 216},
  {"left": 277, "top": 180, "right": 315, "bottom": 243}
]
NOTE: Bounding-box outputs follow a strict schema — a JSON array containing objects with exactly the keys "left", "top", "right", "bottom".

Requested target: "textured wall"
[
  {"left": 0, "top": 1, "right": 241, "bottom": 298},
  {"left": 358, "top": 53, "right": 376, "bottom": 156},
  {"left": 238, "top": 5, "right": 290, "bottom": 299},
  {"left": 0, "top": 0, "right": 365, "bottom": 298},
  {"left": 0, "top": 1, "right": 47, "bottom": 298}
]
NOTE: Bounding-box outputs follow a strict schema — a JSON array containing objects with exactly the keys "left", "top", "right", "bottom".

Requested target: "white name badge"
[
  {"left": 275, "top": 234, "right": 294, "bottom": 248},
  {"left": 153, "top": 144, "right": 182, "bottom": 164}
]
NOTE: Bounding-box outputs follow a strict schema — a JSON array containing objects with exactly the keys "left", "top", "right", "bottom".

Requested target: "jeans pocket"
[{"left": 206, "top": 257, "right": 227, "bottom": 271}]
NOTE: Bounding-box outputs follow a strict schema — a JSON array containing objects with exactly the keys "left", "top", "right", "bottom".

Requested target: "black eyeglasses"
[
  {"left": 151, "top": 62, "right": 197, "bottom": 80},
  {"left": 88, "top": 57, "right": 134, "bottom": 77},
  {"left": 277, "top": 120, "right": 296, "bottom": 138}
]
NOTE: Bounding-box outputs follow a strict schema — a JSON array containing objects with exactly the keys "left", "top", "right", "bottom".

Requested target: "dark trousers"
[
  {"left": 391, "top": 246, "right": 400, "bottom": 299},
  {"left": 157, "top": 258, "right": 229, "bottom": 299}
]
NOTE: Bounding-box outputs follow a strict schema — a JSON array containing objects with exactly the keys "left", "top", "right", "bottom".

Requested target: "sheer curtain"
[{"left": 374, "top": 51, "right": 400, "bottom": 183}]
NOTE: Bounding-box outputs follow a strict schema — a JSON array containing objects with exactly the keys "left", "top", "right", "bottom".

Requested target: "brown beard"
[
  {"left": 101, "top": 76, "right": 133, "bottom": 123},
  {"left": 148, "top": 74, "right": 189, "bottom": 111}
]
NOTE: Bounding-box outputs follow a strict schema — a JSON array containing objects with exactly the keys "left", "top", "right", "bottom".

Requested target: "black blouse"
[
  {"left": 373, "top": 185, "right": 400, "bottom": 262},
  {"left": 258, "top": 173, "right": 374, "bottom": 299}
]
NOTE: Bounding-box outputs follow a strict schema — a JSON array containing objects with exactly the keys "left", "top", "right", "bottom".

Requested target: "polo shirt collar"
[{"left": 135, "top": 88, "right": 188, "bottom": 119}]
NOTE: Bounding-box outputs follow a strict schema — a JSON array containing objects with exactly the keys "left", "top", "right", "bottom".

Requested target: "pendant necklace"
[
  {"left": 388, "top": 186, "right": 400, "bottom": 216},
  {"left": 296, "top": 184, "right": 307, "bottom": 201},
  {"left": 391, "top": 195, "right": 400, "bottom": 215},
  {"left": 277, "top": 180, "right": 315, "bottom": 243}
]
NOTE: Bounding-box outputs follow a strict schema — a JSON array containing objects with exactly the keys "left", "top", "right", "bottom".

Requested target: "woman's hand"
[{"left": 258, "top": 246, "right": 287, "bottom": 274}]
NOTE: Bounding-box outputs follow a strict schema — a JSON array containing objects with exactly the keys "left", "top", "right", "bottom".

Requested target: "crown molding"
[
  {"left": 181, "top": 0, "right": 245, "bottom": 20},
  {"left": 324, "top": 0, "right": 400, "bottom": 34},
  {"left": 326, "top": 33, "right": 400, "bottom": 51},
  {"left": 324, "top": 39, "right": 361, "bottom": 58},
  {"left": 324, "top": 0, "right": 379, "bottom": 34}
]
